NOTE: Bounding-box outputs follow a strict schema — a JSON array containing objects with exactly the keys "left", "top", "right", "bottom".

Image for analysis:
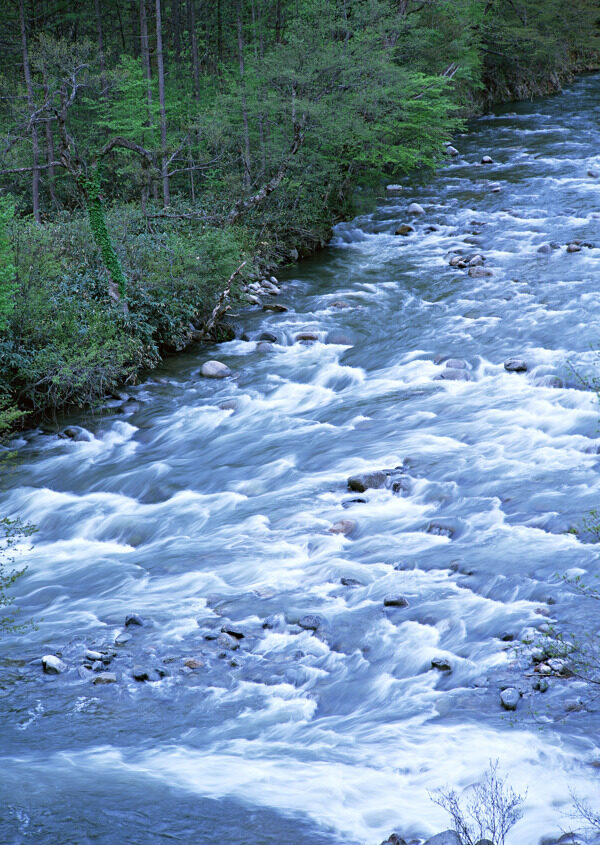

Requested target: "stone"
[
  {"left": 439, "top": 368, "right": 470, "bottom": 381},
  {"left": 547, "top": 658, "right": 568, "bottom": 675},
  {"left": 329, "top": 300, "right": 352, "bottom": 308},
  {"left": 564, "top": 697, "right": 584, "bottom": 712},
  {"left": 381, "top": 835, "right": 408, "bottom": 845},
  {"left": 42, "top": 655, "right": 67, "bottom": 675},
  {"left": 533, "top": 677, "right": 549, "bottom": 692},
  {"left": 504, "top": 357, "right": 527, "bottom": 372},
  {"left": 262, "top": 614, "right": 285, "bottom": 630},
  {"left": 468, "top": 266, "right": 493, "bottom": 277},
  {"left": 444, "top": 358, "right": 468, "bottom": 369},
  {"left": 588, "top": 169, "right": 599, "bottom": 178},
  {"left": 386, "top": 184, "right": 403, "bottom": 194},
  {"left": 407, "top": 202, "right": 425, "bottom": 215},
  {"left": 445, "top": 145, "right": 459, "bottom": 156},
  {"left": 262, "top": 303, "right": 288, "bottom": 312},
  {"left": 93, "top": 672, "right": 117, "bottom": 685},
  {"left": 391, "top": 477, "right": 411, "bottom": 495},
  {"left": 537, "top": 663, "right": 552, "bottom": 676},
  {"left": 500, "top": 687, "right": 520, "bottom": 710},
  {"left": 246, "top": 294, "right": 261, "bottom": 305},
  {"left": 296, "top": 332, "right": 319, "bottom": 342},
  {"left": 383, "top": 595, "right": 409, "bottom": 608},
  {"left": 490, "top": 186, "right": 502, "bottom": 193},
  {"left": 341, "top": 577, "right": 363, "bottom": 587},
  {"left": 62, "top": 426, "right": 93, "bottom": 442},
  {"left": 256, "top": 341, "right": 273, "bottom": 352},
  {"left": 431, "top": 657, "right": 452, "bottom": 672},
  {"left": 449, "top": 255, "right": 465, "bottom": 266},
  {"left": 132, "top": 666, "right": 151, "bottom": 682},
  {"left": 184, "top": 658, "right": 204, "bottom": 670},
  {"left": 201, "top": 360, "right": 231, "bottom": 379},
  {"left": 395, "top": 224, "right": 415, "bottom": 235},
  {"left": 481, "top": 155, "right": 494, "bottom": 164},
  {"left": 298, "top": 615, "right": 322, "bottom": 631},
  {"left": 427, "top": 523, "right": 454, "bottom": 538},
  {"left": 125, "top": 613, "right": 144, "bottom": 627},
  {"left": 347, "top": 471, "right": 387, "bottom": 493},
  {"left": 216, "top": 633, "right": 239, "bottom": 650},
  {"left": 474, "top": 840, "right": 494, "bottom": 845},
  {"left": 85, "top": 649, "right": 103, "bottom": 661},
  {"left": 115, "top": 632, "right": 132, "bottom": 646},
  {"left": 259, "top": 331, "right": 277, "bottom": 342},
  {"left": 325, "top": 331, "right": 353, "bottom": 345},
  {"left": 329, "top": 519, "right": 356, "bottom": 536},
  {"left": 219, "top": 400, "right": 238, "bottom": 411},
  {"left": 289, "top": 248, "right": 299, "bottom": 261},
  {"left": 537, "top": 243, "right": 552, "bottom": 254},
  {"left": 261, "top": 280, "right": 280, "bottom": 295},
  {"left": 424, "top": 832, "right": 461, "bottom": 845},
  {"left": 221, "top": 626, "right": 245, "bottom": 639},
  {"left": 469, "top": 254, "right": 485, "bottom": 266},
  {"left": 566, "top": 243, "right": 582, "bottom": 253}
]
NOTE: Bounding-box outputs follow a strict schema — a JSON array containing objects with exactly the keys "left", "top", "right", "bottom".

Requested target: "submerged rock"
[
  {"left": 259, "top": 331, "right": 277, "bottom": 342},
  {"left": 383, "top": 595, "right": 409, "bottom": 608},
  {"left": 201, "top": 360, "right": 231, "bottom": 378},
  {"left": 438, "top": 368, "right": 470, "bottom": 381},
  {"left": 341, "top": 577, "right": 363, "bottom": 587},
  {"left": 427, "top": 523, "right": 454, "bottom": 538},
  {"left": 42, "top": 655, "right": 67, "bottom": 675},
  {"left": 468, "top": 266, "right": 493, "bottom": 277},
  {"left": 298, "top": 614, "right": 322, "bottom": 631},
  {"left": 328, "top": 519, "right": 356, "bottom": 536},
  {"left": 537, "top": 243, "right": 552, "bottom": 254},
  {"left": 216, "top": 633, "right": 240, "bottom": 651},
  {"left": 431, "top": 657, "right": 452, "bottom": 672},
  {"left": 407, "top": 202, "right": 425, "bottom": 215}
]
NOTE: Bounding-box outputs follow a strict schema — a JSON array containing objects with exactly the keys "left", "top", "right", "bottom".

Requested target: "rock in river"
[
  {"left": 395, "top": 224, "right": 415, "bottom": 235},
  {"left": 93, "top": 672, "right": 117, "bottom": 685},
  {"left": 383, "top": 595, "right": 409, "bottom": 608},
  {"left": 481, "top": 155, "right": 494, "bottom": 164},
  {"left": 298, "top": 614, "right": 322, "bottom": 631},
  {"left": 201, "top": 360, "right": 231, "bottom": 379},
  {"left": 407, "top": 202, "right": 425, "bottom": 215},
  {"left": 504, "top": 357, "right": 527, "bottom": 372},
  {"left": 500, "top": 687, "right": 520, "bottom": 710},
  {"left": 424, "top": 832, "right": 461, "bottom": 845},
  {"left": 347, "top": 471, "right": 387, "bottom": 492},
  {"left": 329, "top": 519, "right": 356, "bottom": 536},
  {"left": 42, "top": 654, "right": 67, "bottom": 674},
  {"left": 125, "top": 613, "right": 144, "bottom": 627},
  {"left": 431, "top": 657, "right": 452, "bottom": 672}
]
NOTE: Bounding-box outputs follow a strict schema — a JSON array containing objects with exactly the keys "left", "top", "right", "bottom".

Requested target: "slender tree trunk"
[
  {"left": 155, "top": 0, "right": 170, "bottom": 206},
  {"left": 186, "top": 0, "right": 200, "bottom": 101},
  {"left": 94, "top": 0, "right": 107, "bottom": 93},
  {"left": 216, "top": 0, "right": 222, "bottom": 64},
  {"left": 42, "top": 67, "right": 58, "bottom": 209},
  {"left": 236, "top": 2, "right": 251, "bottom": 190},
  {"left": 140, "top": 0, "right": 156, "bottom": 200},
  {"left": 19, "top": 0, "right": 41, "bottom": 223},
  {"left": 172, "top": 0, "right": 181, "bottom": 75}
]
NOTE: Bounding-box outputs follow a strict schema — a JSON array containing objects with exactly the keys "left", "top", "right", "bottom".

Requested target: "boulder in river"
[
  {"left": 438, "top": 368, "right": 470, "bottom": 381},
  {"left": 566, "top": 243, "right": 582, "bottom": 253},
  {"left": 216, "top": 633, "right": 240, "bottom": 650},
  {"left": 588, "top": 169, "right": 599, "bottom": 178},
  {"left": 296, "top": 332, "right": 319, "bottom": 342},
  {"left": 395, "top": 224, "right": 415, "bottom": 235},
  {"left": 329, "top": 300, "right": 352, "bottom": 309},
  {"left": 341, "top": 577, "right": 363, "bottom": 587},
  {"left": 93, "top": 672, "right": 117, "bottom": 685},
  {"left": 427, "top": 523, "right": 454, "bottom": 538},
  {"left": 504, "top": 357, "right": 527, "bottom": 372},
  {"left": 259, "top": 331, "right": 277, "bottom": 342},
  {"left": 431, "top": 657, "right": 452, "bottom": 672},
  {"left": 383, "top": 595, "right": 409, "bottom": 608},
  {"left": 445, "top": 145, "right": 459, "bottom": 156},
  {"left": 125, "top": 613, "right": 144, "bottom": 627},
  {"left": 347, "top": 471, "right": 387, "bottom": 492},
  {"left": 386, "top": 184, "right": 403, "bottom": 195},
  {"left": 500, "top": 687, "right": 520, "bottom": 710},
  {"left": 262, "top": 303, "right": 288, "bottom": 312},
  {"left": 201, "top": 360, "right": 231, "bottom": 379},
  {"left": 537, "top": 243, "right": 552, "bottom": 254},
  {"left": 298, "top": 614, "right": 322, "bottom": 631},
  {"left": 407, "top": 202, "right": 425, "bottom": 215},
  {"left": 42, "top": 654, "right": 67, "bottom": 674},
  {"left": 329, "top": 519, "right": 356, "bottom": 536},
  {"left": 468, "top": 266, "right": 493, "bottom": 277},
  {"left": 481, "top": 155, "right": 494, "bottom": 164}
]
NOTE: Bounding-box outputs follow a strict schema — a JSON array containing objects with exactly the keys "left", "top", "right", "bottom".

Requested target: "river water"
[{"left": 2, "top": 74, "right": 600, "bottom": 845}]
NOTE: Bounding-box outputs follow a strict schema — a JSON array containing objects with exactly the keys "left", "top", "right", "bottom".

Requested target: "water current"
[{"left": 2, "top": 74, "right": 600, "bottom": 845}]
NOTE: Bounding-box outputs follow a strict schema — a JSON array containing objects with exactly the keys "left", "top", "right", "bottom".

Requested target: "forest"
[{"left": 0, "top": 0, "right": 598, "bottom": 431}]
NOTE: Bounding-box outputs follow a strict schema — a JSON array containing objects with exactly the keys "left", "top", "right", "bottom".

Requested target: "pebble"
[
  {"left": 201, "top": 360, "right": 231, "bottom": 378},
  {"left": 481, "top": 155, "right": 494, "bottom": 164},
  {"left": 407, "top": 202, "right": 425, "bottom": 215},
  {"left": 328, "top": 519, "right": 356, "bottom": 536},
  {"left": 504, "top": 357, "right": 527, "bottom": 372},
  {"left": 93, "top": 672, "right": 117, "bottom": 685},
  {"left": 42, "top": 655, "right": 67, "bottom": 674},
  {"left": 383, "top": 595, "right": 409, "bottom": 608},
  {"left": 500, "top": 687, "right": 520, "bottom": 710},
  {"left": 298, "top": 615, "right": 322, "bottom": 631}
]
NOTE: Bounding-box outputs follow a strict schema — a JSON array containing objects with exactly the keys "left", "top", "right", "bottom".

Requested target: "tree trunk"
[
  {"left": 172, "top": 0, "right": 181, "bottom": 75},
  {"left": 236, "top": 2, "right": 251, "bottom": 191},
  {"left": 19, "top": 0, "right": 41, "bottom": 223},
  {"left": 155, "top": 0, "right": 170, "bottom": 206},
  {"left": 94, "top": 0, "right": 107, "bottom": 93},
  {"left": 186, "top": 0, "right": 200, "bottom": 101}
]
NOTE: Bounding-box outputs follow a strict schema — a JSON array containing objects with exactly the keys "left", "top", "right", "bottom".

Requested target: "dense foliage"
[{"left": 0, "top": 0, "right": 598, "bottom": 425}]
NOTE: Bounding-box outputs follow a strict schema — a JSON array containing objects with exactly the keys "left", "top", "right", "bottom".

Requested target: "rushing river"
[{"left": 3, "top": 74, "right": 600, "bottom": 845}]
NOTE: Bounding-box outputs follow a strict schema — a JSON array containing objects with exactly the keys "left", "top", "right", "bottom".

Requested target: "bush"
[{"left": 431, "top": 761, "right": 526, "bottom": 845}]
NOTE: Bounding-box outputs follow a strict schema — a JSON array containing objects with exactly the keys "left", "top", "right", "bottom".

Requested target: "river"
[{"left": 2, "top": 73, "right": 600, "bottom": 845}]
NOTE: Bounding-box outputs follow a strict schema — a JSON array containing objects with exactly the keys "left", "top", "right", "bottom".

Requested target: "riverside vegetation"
[{"left": 0, "top": 0, "right": 599, "bottom": 431}]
